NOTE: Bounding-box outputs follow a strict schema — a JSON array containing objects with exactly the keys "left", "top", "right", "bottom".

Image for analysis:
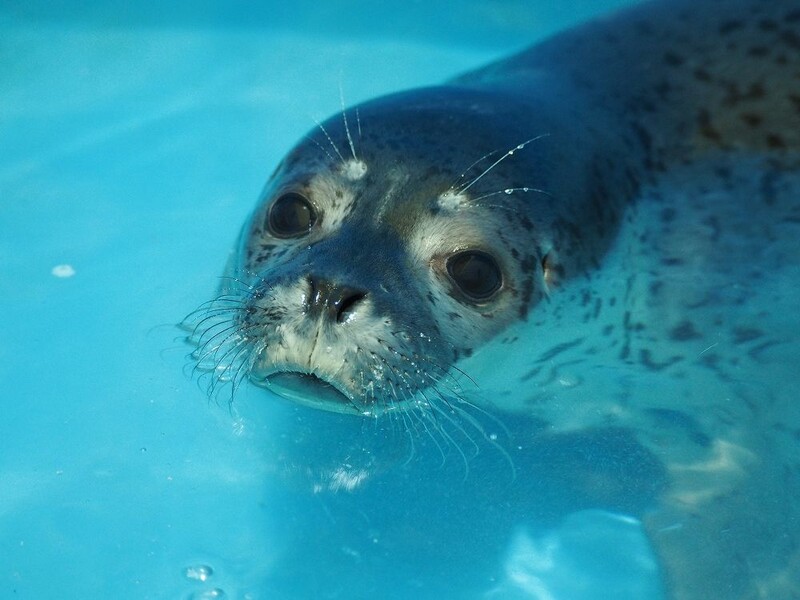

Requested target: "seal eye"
[
  {"left": 446, "top": 250, "right": 502, "bottom": 301},
  {"left": 267, "top": 193, "right": 317, "bottom": 238}
]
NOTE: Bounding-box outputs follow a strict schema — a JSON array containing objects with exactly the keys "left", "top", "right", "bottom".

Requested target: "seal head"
[{"left": 210, "top": 85, "right": 606, "bottom": 415}]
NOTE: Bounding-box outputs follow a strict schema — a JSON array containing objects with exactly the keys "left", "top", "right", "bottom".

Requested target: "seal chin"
[{"left": 253, "top": 371, "right": 371, "bottom": 416}]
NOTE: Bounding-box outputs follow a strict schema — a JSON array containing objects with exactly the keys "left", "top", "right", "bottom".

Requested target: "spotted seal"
[{"left": 185, "top": 0, "right": 800, "bottom": 598}]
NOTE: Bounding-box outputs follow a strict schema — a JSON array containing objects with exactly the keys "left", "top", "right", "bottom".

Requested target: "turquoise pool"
[{"left": 0, "top": 1, "right": 709, "bottom": 598}]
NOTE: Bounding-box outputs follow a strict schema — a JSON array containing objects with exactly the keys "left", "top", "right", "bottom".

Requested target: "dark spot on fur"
[
  {"left": 719, "top": 20, "right": 744, "bottom": 35},
  {"left": 697, "top": 109, "right": 722, "bottom": 142},
  {"left": 789, "top": 94, "right": 800, "bottom": 114},
  {"left": 740, "top": 112, "right": 763, "bottom": 127},
  {"left": 693, "top": 68, "right": 712, "bottom": 82},
  {"left": 748, "top": 339, "right": 780, "bottom": 360},
  {"left": 602, "top": 324, "right": 614, "bottom": 336},
  {"left": 520, "top": 255, "right": 537, "bottom": 274},
  {"left": 781, "top": 30, "right": 800, "bottom": 50},
  {"left": 766, "top": 133, "right": 787, "bottom": 149},
  {"left": 786, "top": 9, "right": 800, "bottom": 23},
  {"left": 722, "top": 82, "right": 766, "bottom": 107},
  {"left": 519, "top": 215, "right": 534, "bottom": 231},
  {"left": 649, "top": 281, "right": 663, "bottom": 296},
  {"left": 654, "top": 80, "right": 672, "bottom": 99},
  {"left": 536, "top": 338, "right": 585, "bottom": 363},
  {"left": 518, "top": 277, "right": 534, "bottom": 319},
  {"left": 639, "top": 349, "right": 682, "bottom": 371},
  {"left": 663, "top": 51, "right": 685, "bottom": 67},
  {"left": 660, "top": 207, "right": 677, "bottom": 222},
  {"left": 733, "top": 327, "right": 763, "bottom": 344},
  {"left": 748, "top": 45, "right": 770, "bottom": 57},
  {"left": 758, "top": 19, "right": 778, "bottom": 32},
  {"left": 714, "top": 165, "right": 732, "bottom": 180},
  {"left": 671, "top": 321, "right": 701, "bottom": 341}
]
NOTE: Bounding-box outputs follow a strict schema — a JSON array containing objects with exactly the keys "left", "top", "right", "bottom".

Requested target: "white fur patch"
[
  {"left": 340, "top": 159, "right": 367, "bottom": 181},
  {"left": 437, "top": 189, "right": 469, "bottom": 211}
]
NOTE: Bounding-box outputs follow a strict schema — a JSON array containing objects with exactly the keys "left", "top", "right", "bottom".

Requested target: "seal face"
[{"left": 192, "top": 87, "right": 567, "bottom": 416}]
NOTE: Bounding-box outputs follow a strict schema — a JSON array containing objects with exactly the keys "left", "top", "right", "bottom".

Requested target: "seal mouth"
[{"left": 257, "top": 371, "right": 367, "bottom": 415}]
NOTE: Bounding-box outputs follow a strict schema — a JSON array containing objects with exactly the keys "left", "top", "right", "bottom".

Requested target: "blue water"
[{"left": 0, "top": 1, "right": 666, "bottom": 598}]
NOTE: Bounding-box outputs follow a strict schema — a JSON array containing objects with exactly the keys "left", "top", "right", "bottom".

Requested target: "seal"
[{"left": 185, "top": 0, "right": 800, "bottom": 598}]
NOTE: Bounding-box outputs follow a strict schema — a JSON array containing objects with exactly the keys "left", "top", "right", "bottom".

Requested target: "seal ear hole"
[
  {"left": 446, "top": 250, "right": 503, "bottom": 302},
  {"left": 336, "top": 292, "right": 367, "bottom": 323},
  {"left": 267, "top": 192, "right": 317, "bottom": 238},
  {"left": 542, "top": 250, "right": 561, "bottom": 288}
]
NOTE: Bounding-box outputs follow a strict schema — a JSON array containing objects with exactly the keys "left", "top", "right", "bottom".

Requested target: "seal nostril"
[{"left": 336, "top": 291, "right": 367, "bottom": 323}]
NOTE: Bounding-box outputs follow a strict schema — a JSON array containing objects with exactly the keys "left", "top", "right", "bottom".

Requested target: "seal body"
[{"left": 187, "top": 1, "right": 800, "bottom": 598}]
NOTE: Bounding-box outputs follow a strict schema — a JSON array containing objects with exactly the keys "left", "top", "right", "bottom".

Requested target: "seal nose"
[{"left": 307, "top": 277, "right": 367, "bottom": 323}]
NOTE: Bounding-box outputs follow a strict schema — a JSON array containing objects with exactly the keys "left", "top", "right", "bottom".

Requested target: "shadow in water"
[{"left": 253, "top": 404, "right": 667, "bottom": 598}]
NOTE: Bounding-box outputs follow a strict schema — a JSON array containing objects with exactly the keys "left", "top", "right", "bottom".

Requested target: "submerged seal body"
[{"left": 187, "top": 1, "right": 800, "bottom": 598}]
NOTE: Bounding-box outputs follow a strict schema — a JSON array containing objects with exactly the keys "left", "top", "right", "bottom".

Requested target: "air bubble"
[
  {"left": 189, "top": 589, "right": 226, "bottom": 600},
  {"left": 51, "top": 264, "right": 76, "bottom": 278},
  {"left": 184, "top": 565, "right": 213, "bottom": 582}
]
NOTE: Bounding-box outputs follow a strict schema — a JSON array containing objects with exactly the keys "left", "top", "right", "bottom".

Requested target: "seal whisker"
[
  {"left": 191, "top": 328, "right": 252, "bottom": 383},
  {"left": 450, "top": 148, "right": 503, "bottom": 189},
  {"left": 471, "top": 187, "right": 553, "bottom": 204},
  {"left": 184, "top": 309, "right": 241, "bottom": 341},
  {"left": 456, "top": 134, "right": 550, "bottom": 195},
  {"left": 218, "top": 275, "right": 259, "bottom": 290},
  {"left": 410, "top": 387, "right": 450, "bottom": 467},
  {"left": 191, "top": 321, "right": 243, "bottom": 361},
  {"left": 225, "top": 339, "right": 263, "bottom": 404},
  {"left": 184, "top": 293, "right": 248, "bottom": 313},
  {"left": 312, "top": 117, "right": 346, "bottom": 166},
  {"left": 209, "top": 346, "right": 246, "bottom": 401},
  {"left": 208, "top": 335, "right": 255, "bottom": 396},
  {"left": 303, "top": 133, "right": 338, "bottom": 164},
  {"left": 179, "top": 298, "right": 246, "bottom": 332},
  {"left": 339, "top": 81, "right": 358, "bottom": 161},
  {"left": 396, "top": 387, "right": 424, "bottom": 464},
  {"left": 420, "top": 396, "right": 476, "bottom": 480},
  {"left": 422, "top": 360, "right": 473, "bottom": 395},
  {"left": 196, "top": 344, "right": 246, "bottom": 396}
]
